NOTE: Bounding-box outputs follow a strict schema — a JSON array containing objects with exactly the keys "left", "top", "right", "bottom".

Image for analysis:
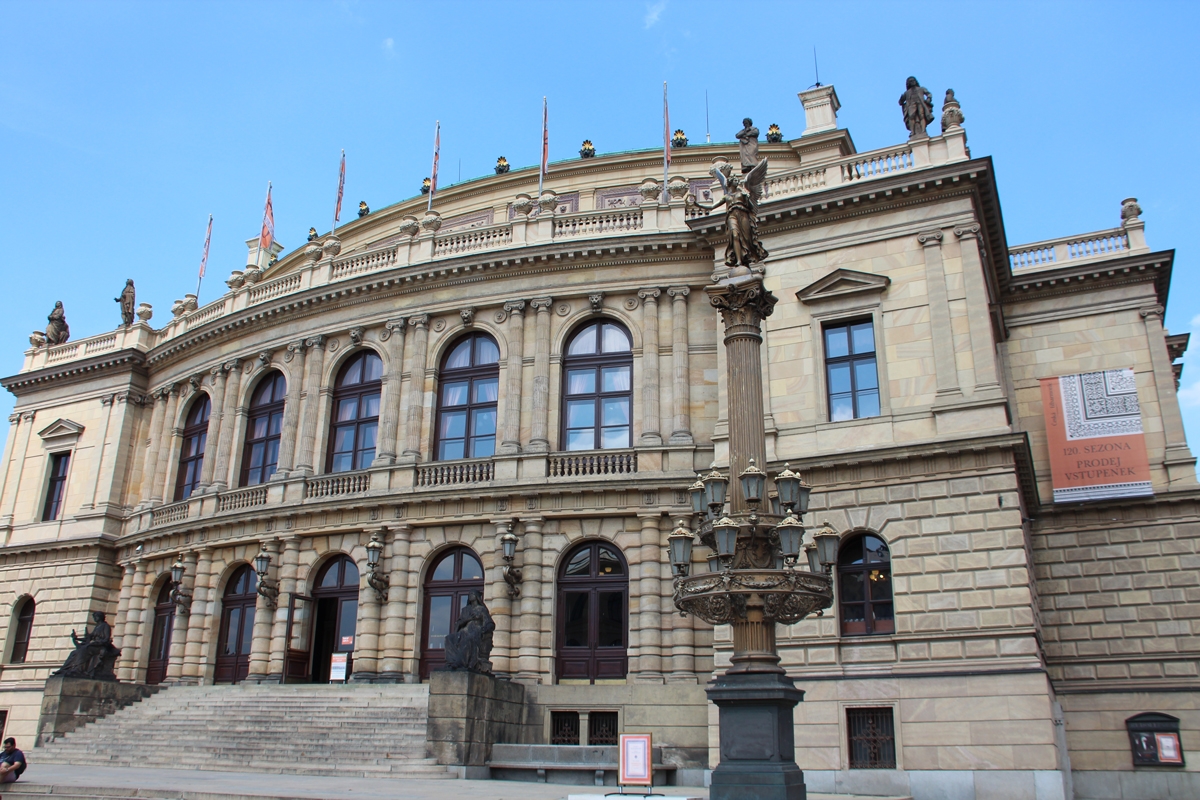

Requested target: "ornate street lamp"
[
  {"left": 773, "top": 463, "right": 811, "bottom": 515},
  {"left": 365, "top": 531, "right": 389, "bottom": 603},
  {"left": 774, "top": 514, "right": 804, "bottom": 565},
  {"left": 712, "top": 516, "right": 740, "bottom": 562},
  {"left": 738, "top": 459, "right": 767, "bottom": 507},
  {"left": 169, "top": 556, "right": 192, "bottom": 615},
  {"left": 702, "top": 465, "right": 729, "bottom": 512},
  {"left": 668, "top": 520, "right": 696, "bottom": 578},
  {"left": 689, "top": 474, "right": 707, "bottom": 517},
  {"left": 814, "top": 522, "right": 841, "bottom": 572},
  {"left": 253, "top": 544, "right": 279, "bottom": 609},
  {"left": 500, "top": 521, "right": 522, "bottom": 599}
]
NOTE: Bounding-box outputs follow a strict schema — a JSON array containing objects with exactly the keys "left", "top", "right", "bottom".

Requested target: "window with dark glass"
[
  {"left": 9, "top": 597, "right": 34, "bottom": 664},
  {"left": 327, "top": 351, "right": 382, "bottom": 472},
  {"left": 824, "top": 320, "right": 879, "bottom": 422},
  {"left": 419, "top": 547, "right": 485, "bottom": 680},
  {"left": 146, "top": 580, "right": 175, "bottom": 685},
  {"left": 847, "top": 707, "right": 896, "bottom": 769},
  {"left": 837, "top": 533, "right": 894, "bottom": 636},
  {"left": 240, "top": 372, "right": 286, "bottom": 486},
  {"left": 562, "top": 321, "right": 633, "bottom": 451},
  {"left": 556, "top": 541, "right": 628, "bottom": 682},
  {"left": 434, "top": 334, "right": 499, "bottom": 460},
  {"left": 215, "top": 564, "right": 257, "bottom": 684},
  {"left": 42, "top": 452, "right": 70, "bottom": 521},
  {"left": 174, "top": 395, "right": 211, "bottom": 501}
]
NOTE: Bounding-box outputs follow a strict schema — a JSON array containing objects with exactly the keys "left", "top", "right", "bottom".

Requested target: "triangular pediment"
[
  {"left": 38, "top": 418, "right": 84, "bottom": 440},
  {"left": 796, "top": 268, "right": 891, "bottom": 304}
]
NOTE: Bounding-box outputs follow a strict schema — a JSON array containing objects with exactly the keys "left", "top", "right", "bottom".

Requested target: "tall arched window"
[
  {"left": 9, "top": 597, "right": 34, "bottom": 664},
  {"left": 174, "top": 395, "right": 211, "bottom": 501},
  {"left": 561, "top": 321, "right": 633, "bottom": 451},
  {"left": 327, "top": 351, "right": 383, "bottom": 472},
  {"left": 420, "top": 547, "right": 484, "bottom": 679},
  {"left": 435, "top": 334, "right": 499, "bottom": 460},
  {"left": 837, "top": 533, "right": 894, "bottom": 636},
  {"left": 556, "top": 541, "right": 628, "bottom": 682},
  {"left": 146, "top": 580, "right": 175, "bottom": 684},
  {"left": 215, "top": 565, "right": 257, "bottom": 683},
  {"left": 240, "top": 371, "right": 287, "bottom": 486}
]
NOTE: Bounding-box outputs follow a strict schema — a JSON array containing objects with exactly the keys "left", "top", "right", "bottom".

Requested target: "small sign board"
[
  {"left": 1127, "top": 712, "right": 1186, "bottom": 767},
  {"left": 619, "top": 733, "right": 652, "bottom": 787},
  {"left": 329, "top": 652, "right": 348, "bottom": 682},
  {"left": 340, "top": 635, "right": 354, "bottom": 646}
]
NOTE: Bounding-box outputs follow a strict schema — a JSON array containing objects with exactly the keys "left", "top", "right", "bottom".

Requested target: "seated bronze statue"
[
  {"left": 441, "top": 591, "right": 495, "bottom": 675},
  {"left": 53, "top": 611, "right": 121, "bottom": 682}
]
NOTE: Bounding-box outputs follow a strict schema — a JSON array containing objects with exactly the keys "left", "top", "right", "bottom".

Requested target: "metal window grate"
[
  {"left": 551, "top": 711, "right": 580, "bottom": 745},
  {"left": 847, "top": 707, "right": 896, "bottom": 769},
  {"left": 589, "top": 711, "right": 619, "bottom": 746}
]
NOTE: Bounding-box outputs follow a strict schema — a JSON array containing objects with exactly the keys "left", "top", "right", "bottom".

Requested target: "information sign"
[
  {"left": 329, "top": 652, "right": 348, "bottom": 682},
  {"left": 619, "top": 733, "right": 652, "bottom": 787}
]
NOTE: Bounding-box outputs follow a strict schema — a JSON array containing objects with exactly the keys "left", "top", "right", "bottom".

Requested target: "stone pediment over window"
[
  {"left": 796, "top": 269, "right": 891, "bottom": 305},
  {"left": 38, "top": 418, "right": 84, "bottom": 448}
]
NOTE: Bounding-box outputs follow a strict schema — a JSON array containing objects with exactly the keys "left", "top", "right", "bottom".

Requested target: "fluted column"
[
  {"left": 488, "top": 519, "right": 515, "bottom": 675},
  {"left": 247, "top": 540, "right": 279, "bottom": 680},
  {"left": 500, "top": 301, "right": 527, "bottom": 454},
  {"left": 667, "top": 564, "right": 696, "bottom": 682},
  {"left": 955, "top": 224, "right": 1001, "bottom": 393},
  {"left": 268, "top": 536, "right": 300, "bottom": 681},
  {"left": 140, "top": 389, "right": 168, "bottom": 504},
  {"left": 639, "top": 289, "right": 663, "bottom": 444},
  {"left": 212, "top": 359, "right": 243, "bottom": 489},
  {"left": 198, "top": 367, "right": 228, "bottom": 488},
  {"left": 118, "top": 559, "right": 149, "bottom": 681},
  {"left": 374, "top": 319, "right": 407, "bottom": 465},
  {"left": 165, "top": 550, "right": 197, "bottom": 682},
  {"left": 351, "top": 533, "right": 384, "bottom": 681},
  {"left": 636, "top": 513, "right": 663, "bottom": 682},
  {"left": 294, "top": 335, "right": 326, "bottom": 475},
  {"left": 157, "top": 385, "right": 182, "bottom": 501},
  {"left": 667, "top": 287, "right": 693, "bottom": 443},
  {"left": 112, "top": 563, "right": 135, "bottom": 668},
  {"left": 379, "top": 523, "right": 412, "bottom": 681},
  {"left": 528, "top": 299, "right": 553, "bottom": 452},
  {"left": 920, "top": 230, "right": 961, "bottom": 398},
  {"left": 275, "top": 341, "right": 307, "bottom": 476},
  {"left": 401, "top": 527, "right": 423, "bottom": 681},
  {"left": 182, "top": 547, "right": 213, "bottom": 683},
  {"left": 516, "top": 517, "right": 544, "bottom": 682},
  {"left": 401, "top": 316, "right": 430, "bottom": 462}
]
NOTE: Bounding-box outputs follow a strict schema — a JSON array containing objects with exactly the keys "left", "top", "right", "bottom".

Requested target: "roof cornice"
[{"left": 1, "top": 349, "right": 148, "bottom": 396}]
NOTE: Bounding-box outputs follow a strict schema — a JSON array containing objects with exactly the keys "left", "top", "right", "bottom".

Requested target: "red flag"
[
  {"left": 260, "top": 184, "right": 274, "bottom": 252},
  {"left": 663, "top": 82, "right": 671, "bottom": 170},
  {"left": 334, "top": 150, "right": 345, "bottom": 225},
  {"left": 539, "top": 96, "right": 549, "bottom": 194},
  {"left": 198, "top": 215, "right": 213, "bottom": 278},
  {"left": 428, "top": 121, "right": 440, "bottom": 209}
]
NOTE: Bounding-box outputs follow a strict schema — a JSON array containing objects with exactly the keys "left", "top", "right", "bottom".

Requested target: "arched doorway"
[
  {"left": 310, "top": 555, "right": 359, "bottom": 683},
  {"left": 215, "top": 565, "right": 257, "bottom": 684},
  {"left": 146, "top": 581, "right": 175, "bottom": 685},
  {"left": 556, "top": 541, "right": 628, "bottom": 683},
  {"left": 419, "top": 547, "right": 484, "bottom": 680}
]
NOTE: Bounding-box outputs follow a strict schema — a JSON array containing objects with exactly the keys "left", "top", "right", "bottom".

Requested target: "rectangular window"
[
  {"left": 551, "top": 711, "right": 581, "bottom": 745},
  {"left": 847, "top": 707, "right": 896, "bottom": 769},
  {"left": 824, "top": 320, "right": 880, "bottom": 422},
  {"left": 42, "top": 452, "right": 70, "bottom": 521},
  {"left": 589, "top": 711, "right": 619, "bottom": 746}
]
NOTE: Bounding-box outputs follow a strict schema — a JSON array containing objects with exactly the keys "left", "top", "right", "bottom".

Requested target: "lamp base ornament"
[{"left": 707, "top": 671, "right": 808, "bottom": 800}]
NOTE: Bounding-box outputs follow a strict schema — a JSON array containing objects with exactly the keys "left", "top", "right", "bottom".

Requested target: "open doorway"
[{"left": 308, "top": 555, "right": 359, "bottom": 683}]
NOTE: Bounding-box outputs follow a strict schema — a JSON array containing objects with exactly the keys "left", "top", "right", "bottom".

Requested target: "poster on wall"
[
  {"left": 619, "top": 733, "right": 653, "bottom": 786},
  {"left": 1040, "top": 368, "right": 1153, "bottom": 503}
]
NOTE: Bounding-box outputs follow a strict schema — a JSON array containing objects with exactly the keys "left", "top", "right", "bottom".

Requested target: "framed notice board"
[{"left": 619, "top": 733, "right": 652, "bottom": 786}]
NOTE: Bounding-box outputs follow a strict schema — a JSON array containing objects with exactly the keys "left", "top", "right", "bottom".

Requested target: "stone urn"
[
  {"left": 322, "top": 235, "right": 342, "bottom": 259},
  {"left": 537, "top": 191, "right": 558, "bottom": 216},
  {"left": 242, "top": 267, "right": 263, "bottom": 285},
  {"left": 303, "top": 241, "right": 323, "bottom": 264},
  {"left": 638, "top": 179, "right": 663, "bottom": 205},
  {"left": 667, "top": 176, "right": 690, "bottom": 201},
  {"left": 420, "top": 211, "right": 442, "bottom": 233},
  {"left": 182, "top": 294, "right": 199, "bottom": 313},
  {"left": 225, "top": 270, "right": 245, "bottom": 290},
  {"left": 398, "top": 215, "right": 420, "bottom": 237},
  {"left": 135, "top": 303, "right": 153, "bottom": 323},
  {"left": 511, "top": 193, "right": 533, "bottom": 217}
]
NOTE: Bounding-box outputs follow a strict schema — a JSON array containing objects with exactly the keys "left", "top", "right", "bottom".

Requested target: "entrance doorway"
[
  {"left": 310, "top": 555, "right": 359, "bottom": 683},
  {"left": 419, "top": 547, "right": 484, "bottom": 680},
  {"left": 215, "top": 565, "right": 257, "bottom": 684},
  {"left": 146, "top": 580, "right": 175, "bottom": 685},
  {"left": 556, "top": 541, "right": 628, "bottom": 682}
]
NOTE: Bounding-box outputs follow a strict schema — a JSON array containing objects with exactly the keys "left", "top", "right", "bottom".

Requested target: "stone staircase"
[{"left": 35, "top": 683, "right": 456, "bottom": 779}]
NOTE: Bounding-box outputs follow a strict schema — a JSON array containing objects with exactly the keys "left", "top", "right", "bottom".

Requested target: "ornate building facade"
[{"left": 0, "top": 83, "right": 1195, "bottom": 799}]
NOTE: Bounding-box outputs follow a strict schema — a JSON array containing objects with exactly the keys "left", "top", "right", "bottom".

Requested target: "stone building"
[{"left": 0, "top": 82, "right": 1195, "bottom": 799}]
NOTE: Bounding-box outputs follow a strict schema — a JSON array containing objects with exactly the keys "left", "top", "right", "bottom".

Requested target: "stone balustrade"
[
  {"left": 549, "top": 450, "right": 638, "bottom": 477},
  {"left": 1009, "top": 228, "right": 1131, "bottom": 271},
  {"left": 149, "top": 499, "right": 189, "bottom": 527},
  {"left": 304, "top": 471, "right": 371, "bottom": 499},
  {"left": 216, "top": 485, "right": 268, "bottom": 512},
  {"left": 415, "top": 458, "right": 494, "bottom": 488}
]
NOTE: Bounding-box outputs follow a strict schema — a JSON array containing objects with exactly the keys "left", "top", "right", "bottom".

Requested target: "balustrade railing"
[
  {"left": 331, "top": 245, "right": 399, "bottom": 282},
  {"left": 1009, "top": 228, "right": 1129, "bottom": 271},
  {"left": 764, "top": 166, "right": 828, "bottom": 199},
  {"left": 247, "top": 273, "right": 302, "bottom": 305},
  {"left": 185, "top": 298, "right": 229, "bottom": 330},
  {"left": 548, "top": 450, "right": 637, "bottom": 477},
  {"left": 150, "top": 500, "right": 190, "bottom": 527},
  {"left": 415, "top": 458, "right": 494, "bottom": 488},
  {"left": 433, "top": 225, "right": 513, "bottom": 258},
  {"left": 553, "top": 208, "right": 643, "bottom": 239},
  {"left": 304, "top": 471, "right": 370, "bottom": 499},
  {"left": 217, "top": 485, "right": 268, "bottom": 512},
  {"left": 840, "top": 146, "right": 913, "bottom": 183}
]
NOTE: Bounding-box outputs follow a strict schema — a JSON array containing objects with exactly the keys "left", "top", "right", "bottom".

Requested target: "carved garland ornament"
[{"left": 672, "top": 569, "right": 833, "bottom": 625}]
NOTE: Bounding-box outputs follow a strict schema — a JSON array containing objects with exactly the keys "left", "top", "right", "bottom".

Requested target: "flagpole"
[
  {"left": 663, "top": 82, "right": 670, "bottom": 204},
  {"left": 538, "top": 96, "right": 547, "bottom": 197},
  {"left": 196, "top": 214, "right": 212, "bottom": 300},
  {"left": 254, "top": 181, "right": 270, "bottom": 269},
  {"left": 427, "top": 121, "right": 439, "bottom": 212},
  {"left": 333, "top": 149, "right": 344, "bottom": 235}
]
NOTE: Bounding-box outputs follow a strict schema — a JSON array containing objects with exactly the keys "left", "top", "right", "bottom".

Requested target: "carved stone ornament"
[
  {"left": 504, "top": 300, "right": 526, "bottom": 318},
  {"left": 432, "top": 318, "right": 447, "bottom": 333},
  {"left": 667, "top": 176, "right": 690, "bottom": 200},
  {"left": 459, "top": 307, "right": 476, "bottom": 327},
  {"left": 941, "top": 88, "right": 964, "bottom": 132},
  {"left": 136, "top": 303, "right": 153, "bottom": 322},
  {"left": 257, "top": 352, "right": 271, "bottom": 368},
  {"left": 408, "top": 314, "right": 430, "bottom": 329},
  {"left": 708, "top": 275, "right": 779, "bottom": 329},
  {"left": 529, "top": 297, "right": 553, "bottom": 313},
  {"left": 322, "top": 235, "right": 342, "bottom": 259},
  {"left": 637, "top": 179, "right": 662, "bottom": 203},
  {"left": 242, "top": 267, "right": 263, "bottom": 285},
  {"left": 284, "top": 340, "right": 306, "bottom": 362},
  {"left": 226, "top": 270, "right": 245, "bottom": 290},
  {"left": 28, "top": 330, "right": 46, "bottom": 348},
  {"left": 304, "top": 241, "right": 323, "bottom": 264},
  {"left": 537, "top": 191, "right": 559, "bottom": 216},
  {"left": 326, "top": 338, "right": 340, "bottom": 353},
  {"left": 555, "top": 302, "right": 571, "bottom": 317},
  {"left": 588, "top": 293, "right": 605, "bottom": 313},
  {"left": 379, "top": 319, "right": 406, "bottom": 341},
  {"left": 420, "top": 211, "right": 442, "bottom": 233},
  {"left": 348, "top": 327, "right": 364, "bottom": 346},
  {"left": 1121, "top": 197, "right": 1143, "bottom": 222},
  {"left": 171, "top": 300, "right": 188, "bottom": 319},
  {"left": 917, "top": 229, "right": 944, "bottom": 246},
  {"left": 511, "top": 194, "right": 534, "bottom": 217},
  {"left": 494, "top": 310, "right": 509, "bottom": 323},
  {"left": 398, "top": 215, "right": 420, "bottom": 237},
  {"left": 623, "top": 297, "right": 640, "bottom": 311},
  {"left": 183, "top": 294, "right": 199, "bottom": 313}
]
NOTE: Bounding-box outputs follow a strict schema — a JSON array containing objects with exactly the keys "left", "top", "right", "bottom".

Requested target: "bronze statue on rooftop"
[
  {"left": 736, "top": 118, "right": 760, "bottom": 173},
  {"left": 115, "top": 280, "right": 135, "bottom": 327},
  {"left": 900, "top": 76, "right": 934, "bottom": 138},
  {"left": 45, "top": 301, "right": 70, "bottom": 345}
]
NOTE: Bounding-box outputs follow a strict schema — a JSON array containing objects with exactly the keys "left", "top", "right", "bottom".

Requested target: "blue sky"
[{"left": 2, "top": 0, "right": 1199, "bottom": 446}]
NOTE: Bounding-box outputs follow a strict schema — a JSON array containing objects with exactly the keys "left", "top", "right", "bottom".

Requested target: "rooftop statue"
[
  {"left": 441, "top": 590, "right": 495, "bottom": 675},
  {"left": 115, "top": 279, "right": 135, "bottom": 327},
  {"left": 52, "top": 611, "right": 121, "bottom": 682},
  {"left": 690, "top": 159, "right": 770, "bottom": 268},
  {"left": 736, "top": 117, "right": 760, "bottom": 173},
  {"left": 900, "top": 76, "right": 934, "bottom": 139},
  {"left": 307, "top": 227, "right": 319, "bottom": 242},
  {"left": 45, "top": 301, "right": 70, "bottom": 345},
  {"left": 358, "top": 201, "right": 370, "bottom": 218}
]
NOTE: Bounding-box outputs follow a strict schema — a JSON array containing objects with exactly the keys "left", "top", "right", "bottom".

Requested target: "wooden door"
[
  {"left": 214, "top": 565, "right": 257, "bottom": 684},
  {"left": 419, "top": 547, "right": 484, "bottom": 680},
  {"left": 556, "top": 541, "right": 628, "bottom": 682},
  {"left": 146, "top": 581, "right": 175, "bottom": 685}
]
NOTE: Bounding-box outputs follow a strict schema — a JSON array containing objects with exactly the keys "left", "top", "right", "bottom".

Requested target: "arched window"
[
  {"left": 327, "top": 351, "right": 383, "bottom": 472},
  {"left": 435, "top": 334, "right": 500, "bottom": 461},
  {"left": 215, "top": 565, "right": 257, "bottom": 683},
  {"left": 561, "top": 321, "right": 632, "bottom": 451},
  {"left": 310, "top": 555, "right": 360, "bottom": 683},
  {"left": 9, "top": 597, "right": 34, "bottom": 664},
  {"left": 146, "top": 580, "right": 175, "bottom": 684},
  {"left": 837, "top": 533, "right": 894, "bottom": 636},
  {"left": 174, "top": 395, "right": 211, "bottom": 501},
  {"left": 240, "top": 371, "right": 287, "bottom": 486},
  {"left": 556, "top": 541, "right": 628, "bottom": 682},
  {"left": 419, "top": 547, "right": 484, "bottom": 680}
]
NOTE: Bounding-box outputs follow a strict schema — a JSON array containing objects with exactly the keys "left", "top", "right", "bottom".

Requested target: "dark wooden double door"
[
  {"left": 285, "top": 555, "right": 359, "bottom": 683},
  {"left": 556, "top": 542, "right": 628, "bottom": 682},
  {"left": 215, "top": 565, "right": 257, "bottom": 683},
  {"left": 146, "top": 582, "right": 175, "bottom": 685}
]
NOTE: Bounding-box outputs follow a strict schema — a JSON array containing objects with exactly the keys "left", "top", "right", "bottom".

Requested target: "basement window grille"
[
  {"left": 589, "top": 711, "right": 619, "bottom": 745},
  {"left": 551, "top": 711, "right": 580, "bottom": 745},
  {"left": 847, "top": 707, "right": 896, "bottom": 769}
]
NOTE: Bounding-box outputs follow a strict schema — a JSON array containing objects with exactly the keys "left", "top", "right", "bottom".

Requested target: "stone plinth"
[
  {"left": 426, "top": 670, "right": 530, "bottom": 772},
  {"left": 36, "top": 676, "right": 161, "bottom": 746},
  {"left": 707, "top": 672, "right": 807, "bottom": 800}
]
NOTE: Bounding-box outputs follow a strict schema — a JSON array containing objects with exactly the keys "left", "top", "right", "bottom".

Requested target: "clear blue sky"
[{"left": 3, "top": 0, "right": 1199, "bottom": 445}]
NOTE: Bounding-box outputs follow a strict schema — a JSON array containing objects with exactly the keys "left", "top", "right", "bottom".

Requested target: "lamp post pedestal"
[{"left": 708, "top": 672, "right": 807, "bottom": 800}]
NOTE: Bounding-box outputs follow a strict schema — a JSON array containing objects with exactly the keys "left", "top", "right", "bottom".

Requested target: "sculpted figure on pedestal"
[
  {"left": 115, "top": 279, "right": 136, "bottom": 327},
  {"left": 900, "top": 76, "right": 934, "bottom": 138},
  {"left": 690, "top": 159, "right": 770, "bottom": 268},
  {"left": 735, "top": 118, "right": 760, "bottom": 173},
  {"left": 52, "top": 612, "right": 121, "bottom": 681},
  {"left": 441, "top": 591, "right": 495, "bottom": 675},
  {"left": 45, "top": 301, "right": 70, "bottom": 345}
]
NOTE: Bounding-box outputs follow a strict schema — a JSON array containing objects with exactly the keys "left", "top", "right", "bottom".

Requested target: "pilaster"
[
  {"left": 528, "top": 298, "right": 553, "bottom": 452},
  {"left": 374, "top": 318, "right": 407, "bottom": 465},
  {"left": 639, "top": 289, "right": 663, "bottom": 445},
  {"left": 500, "top": 301, "right": 526, "bottom": 455},
  {"left": 667, "top": 286, "right": 694, "bottom": 444},
  {"left": 400, "top": 316, "right": 430, "bottom": 463},
  {"left": 275, "top": 340, "right": 306, "bottom": 475},
  {"left": 294, "top": 336, "right": 327, "bottom": 475}
]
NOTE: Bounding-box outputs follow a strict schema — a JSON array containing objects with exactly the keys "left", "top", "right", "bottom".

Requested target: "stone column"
[
  {"left": 919, "top": 230, "right": 961, "bottom": 399},
  {"left": 668, "top": 569, "right": 696, "bottom": 683},
  {"left": 182, "top": 547, "right": 213, "bottom": 683},
  {"left": 954, "top": 224, "right": 1002, "bottom": 393},
  {"left": 379, "top": 523, "right": 412, "bottom": 681},
  {"left": 212, "top": 359, "right": 243, "bottom": 490},
  {"left": 401, "top": 316, "right": 430, "bottom": 462},
  {"left": 118, "top": 559, "right": 149, "bottom": 681},
  {"left": 165, "top": 550, "right": 198, "bottom": 682},
  {"left": 275, "top": 340, "right": 306, "bottom": 476},
  {"left": 667, "top": 287, "right": 693, "bottom": 443},
  {"left": 267, "top": 536, "right": 301, "bottom": 681},
  {"left": 111, "top": 563, "right": 135, "bottom": 666},
  {"left": 140, "top": 389, "right": 168, "bottom": 504},
  {"left": 247, "top": 540, "right": 279, "bottom": 680},
  {"left": 638, "top": 289, "right": 663, "bottom": 444},
  {"left": 528, "top": 299, "right": 553, "bottom": 452},
  {"left": 351, "top": 532, "right": 384, "bottom": 682},
  {"left": 198, "top": 367, "right": 227, "bottom": 489},
  {"left": 516, "top": 516, "right": 544, "bottom": 683},
  {"left": 294, "top": 335, "right": 327, "bottom": 475},
  {"left": 636, "top": 513, "right": 663, "bottom": 682},
  {"left": 500, "top": 301, "right": 527, "bottom": 454},
  {"left": 488, "top": 519, "right": 515, "bottom": 675},
  {"left": 401, "top": 527, "right": 423, "bottom": 681},
  {"left": 1141, "top": 305, "right": 1197, "bottom": 479},
  {"left": 157, "top": 385, "right": 182, "bottom": 501},
  {"left": 374, "top": 319, "right": 407, "bottom": 465}
]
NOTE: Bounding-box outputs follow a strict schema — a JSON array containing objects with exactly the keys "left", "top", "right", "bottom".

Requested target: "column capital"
[
  {"left": 7, "top": 413, "right": 19, "bottom": 424},
  {"left": 917, "top": 229, "right": 944, "bottom": 246},
  {"left": 953, "top": 223, "right": 982, "bottom": 240},
  {"left": 381, "top": 318, "right": 407, "bottom": 340},
  {"left": 504, "top": 299, "right": 527, "bottom": 315},
  {"left": 19, "top": 410, "right": 35, "bottom": 422},
  {"left": 284, "top": 340, "right": 307, "bottom": 361},
  {"left": 530, "top": 297, "right": 554, "bottom": 312},
  {"left": 408, "top": 314, "right": 430, "bottom": 329},
  {"left": 223, "top": 358, "right": 243, "bottom": 373},
  {"left": 304, "top": 334, "right": 326, "bottom": 349},
  {"left": 638, "top": 288, "right": 662, "bottom": 302},
  {"left": 1140, "top": 305, "right": 1165, "bottom": 321},
  {"left": 667, "top": 286, "right": 691, "bottom": 299}
]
